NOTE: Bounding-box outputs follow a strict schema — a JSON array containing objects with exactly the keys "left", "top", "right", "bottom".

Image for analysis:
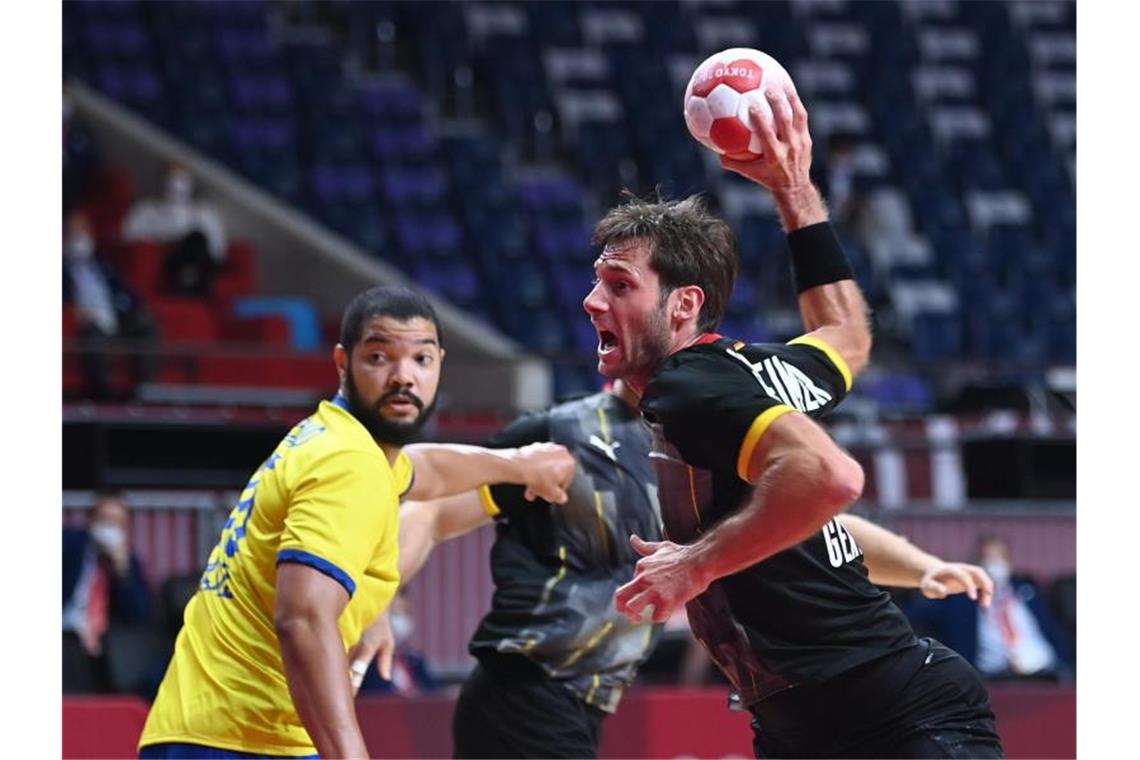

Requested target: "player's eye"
[{"left": 415, "top": 353, "right": 434, "bottom": 367}]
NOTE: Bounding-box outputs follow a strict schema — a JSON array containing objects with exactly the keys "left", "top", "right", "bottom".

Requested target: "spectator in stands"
[
  {"left": 62, "top": 492, "right": 153, "bottom": 693},
  {"left": 121, "top": 162, "right": 227, "bottom": 297},
  {"left": 358, "top": 589, "right": 440, "bottom": 696},
  {"left": 904, "top": 534, "right": 1072, "bottom": 680},
  {"left": 63, "top": 90, "right": 98, "bottom": 216},
  {"left": 1049, "top": 573, "right": 1077, "bottom": 662},
  {"left": 63, "top": 209, "right": 158, "bottom": 400}
]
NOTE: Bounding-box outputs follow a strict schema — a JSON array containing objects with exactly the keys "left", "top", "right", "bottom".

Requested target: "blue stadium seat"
[
  {"left": 62, "top": 0, "right": 1076, "bottom": 389},
  {"left": 911, "top": 312, "right": 964, "bottom": 362}
]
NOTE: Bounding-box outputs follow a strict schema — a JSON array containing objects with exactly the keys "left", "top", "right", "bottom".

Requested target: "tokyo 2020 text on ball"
[{"left": 683, "top": 47, "right": 797, "bottom": 160}]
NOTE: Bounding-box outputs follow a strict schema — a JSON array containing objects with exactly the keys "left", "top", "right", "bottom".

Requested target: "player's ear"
[
  {"left": 333, "top": 344, "right": 348, "bottom": 383},
  {"left": 673, "top": 285, "right": 705, "bottom": 324}
]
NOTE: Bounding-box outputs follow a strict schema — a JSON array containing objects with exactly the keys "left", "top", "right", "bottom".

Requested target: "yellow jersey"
[{"left": 139, "top": 396, "right": 412, "bottom": 756}]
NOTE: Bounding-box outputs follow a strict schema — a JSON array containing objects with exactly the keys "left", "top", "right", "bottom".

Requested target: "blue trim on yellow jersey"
[
  {"left": 277, "top": 549, "right": 356, "bottom": 597},
  {"left": 331, "top": 393, "right": 350, "bottom": 411}
]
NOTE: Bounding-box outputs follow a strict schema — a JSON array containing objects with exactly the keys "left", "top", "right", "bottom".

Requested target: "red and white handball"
[{"left": 683, "top": 48, "right": 797, "bottom": 160}]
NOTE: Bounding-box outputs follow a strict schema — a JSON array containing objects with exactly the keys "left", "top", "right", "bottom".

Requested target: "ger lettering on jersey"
[{"left": 139, "top": 395, "right": 412, "bottom": 757}]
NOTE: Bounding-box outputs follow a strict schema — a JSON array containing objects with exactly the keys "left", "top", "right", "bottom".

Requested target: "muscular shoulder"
[
  {"left": 642, "top": 340, "right": 773, "bottom": 416},
  {"left": 644, "top": 338, "right": 846, "bottom": 421}
]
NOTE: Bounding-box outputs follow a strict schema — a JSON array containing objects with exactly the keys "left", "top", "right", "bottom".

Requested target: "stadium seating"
[{"left": 63, "top": 0, "right": 1075, "bottom": 403}]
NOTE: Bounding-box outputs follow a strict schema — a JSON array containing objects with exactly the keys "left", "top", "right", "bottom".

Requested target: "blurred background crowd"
[{"left": 61, "top": 0, "right": 1075, "bottom": 720}]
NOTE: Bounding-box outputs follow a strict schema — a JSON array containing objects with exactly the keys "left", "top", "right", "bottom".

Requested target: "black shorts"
[
  {"left": 750, "top": 638, "right": 1003, "bottom": 759},
  {"left": 452, "top": 654, "right": 606, "bottom": 759}
]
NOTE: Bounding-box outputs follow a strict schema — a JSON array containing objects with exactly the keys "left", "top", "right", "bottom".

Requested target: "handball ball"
[{"left": 683, "top": 48, "right": 797, "bottom": 160}]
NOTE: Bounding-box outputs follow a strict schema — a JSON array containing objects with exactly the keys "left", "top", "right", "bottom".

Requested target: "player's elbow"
[
  {"left": 820, "top": 453, "right": 864, "bottom": 510},
  {"left": 851, "top": 336, "right": 872, "bottom": 378},
  {"left": 842, "top": 321, "right": 873, "bottom": 379},
  {"left": 793, "top": 448, "right": 862, "bottom": 515},
  {"left": 275, "top": 594, "right": 333, "bottom": 647},
  {"left": 274, "top": 609, "right": 317, "bottom": 645}
]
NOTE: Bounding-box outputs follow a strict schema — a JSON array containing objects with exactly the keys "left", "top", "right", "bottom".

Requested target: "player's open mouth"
[{"left": 598, "top": 330, "right": 619, "bottom": 355}]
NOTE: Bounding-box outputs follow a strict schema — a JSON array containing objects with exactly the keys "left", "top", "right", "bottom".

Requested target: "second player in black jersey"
[{"left": 350, "top": 381, "right": 662, "bottom": 758}]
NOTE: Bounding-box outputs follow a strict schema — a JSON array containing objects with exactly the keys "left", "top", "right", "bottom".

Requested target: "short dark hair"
[
  {"left": 89, "top": 490, "right": 127, "bottom": 519},
  {"left": 93, "top": 489, "right": 125, "bottom": 505},
  {"left": 977, "top": 533, "right": 1009, "bottom": 551},
  {"left": 339, "top": 285, "right": 442, "bottom": 350},
  {"left": 592, "top": 193, "right": 738, "bottom": 333}
]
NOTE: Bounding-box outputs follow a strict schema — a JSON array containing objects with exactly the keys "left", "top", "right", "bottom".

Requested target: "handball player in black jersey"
[
  {"left": 350, "top": 380, "right": 664, "bottom": 758},
  {"left": 583, "top": 91, "right": 1004, "bottom": 757}
]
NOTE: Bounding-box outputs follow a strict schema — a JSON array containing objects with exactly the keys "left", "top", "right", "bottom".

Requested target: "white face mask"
[
  {"left": 90, "top": 522, "right": 126, "bottom": 553},
  {"left": 391, "top": 612, "right": 414, "bottom": 645},
  {"left": 983, "top": 560, "right": 1011, "bottom": 587},
  {"left": 165, "top": 172, "right": 193, "bottom": 203},
  {"left": 67, "top": 234, "right": 95, "bottom": 261}
]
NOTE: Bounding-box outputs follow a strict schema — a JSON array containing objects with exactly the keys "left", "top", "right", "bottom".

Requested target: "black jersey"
[
  {"left": 468, "top": 391, "right": 662, "bottom": 713},
  {"left": 640, "top": 336, "right": 917, "bottom": 706}
]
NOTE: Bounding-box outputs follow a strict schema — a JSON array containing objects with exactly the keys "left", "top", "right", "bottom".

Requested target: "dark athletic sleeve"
[
  {"left": 641, "top": 337, "right": 850, "bottom": 482},
  {"left": 477, "top": 410, "right": 553, "bottom": 520}
]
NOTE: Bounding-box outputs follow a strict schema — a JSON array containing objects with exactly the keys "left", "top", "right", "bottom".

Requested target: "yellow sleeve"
[
  {"left": 786, "top": 334, "right": 853, "bottom": 392},
  {"left": 478, "top": 484, "right": 501, "bottom": 517},
  {"left": 393, "top": 450, "right": 415, "bottom": 497},
  {"left": 278, "top": 449, "right": 394, "bottom": 597},
  {"left": 736, "top": 405, "right": 797, "bottom": 482}
]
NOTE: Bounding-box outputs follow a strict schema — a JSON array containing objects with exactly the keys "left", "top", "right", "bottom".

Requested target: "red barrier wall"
[
  {"left": 61, "top": 696, "right": 151, "bottom": 760},
  {"left": 63, "top": 684, "right": 1075, "bottom": 759}
]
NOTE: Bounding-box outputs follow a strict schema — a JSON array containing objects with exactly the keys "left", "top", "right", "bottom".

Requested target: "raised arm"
[
  {"left": 839, "top": 514, "right": 993, "bottom": 607},
  {"left": 276, "top": 564, "right": 368, "bottom": 759},
  {"left": 403, "top": 441, "right": 574, "bottom": 503},
  {"left": 721, "top": 88, "right": 872, "bottom": 379},
  {"left": 616, "top": 411, "right": 863, "bottom": 623}
]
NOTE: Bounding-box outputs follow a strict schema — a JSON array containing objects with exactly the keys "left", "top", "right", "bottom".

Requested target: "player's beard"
[
  {"left": 343, "top": 362, "right": 437, "bottom": 446},
  {"left": 626, "top": 301, "right": 674, "bottom": 380}
]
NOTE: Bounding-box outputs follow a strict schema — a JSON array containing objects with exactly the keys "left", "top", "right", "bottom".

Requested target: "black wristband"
[{"left": 786, "top": 222, "right": 855, "bottom": 293}]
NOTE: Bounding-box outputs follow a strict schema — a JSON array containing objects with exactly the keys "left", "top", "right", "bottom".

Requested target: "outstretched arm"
[
  {"left": 839, "top": 514, "right": 993, "bottom": 607},
  {"left": 403, "top": 441, "right": 574, "bottom": 503},
  {"left": 615, "top": 411, "right": 863, "bottom": 623},
  {"left": 721, "top": 88, "right": 872, "bottom": 379},
  {"left": 398, "top": 491, "right": 493, "bottom": 582}
]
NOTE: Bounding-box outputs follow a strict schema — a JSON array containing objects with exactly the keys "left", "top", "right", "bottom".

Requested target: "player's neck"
[
  {"left": 624, "top": 326, "right": 708, "bottom": 398},
  {"left": 673, "top": 324, "right": 711, "bottom": 353},
  {"left": 378, "top": 443, "right": 404, "bottom": 467},
  {"left": 610, "top": 379, "right": 641, "bottom": 408}
]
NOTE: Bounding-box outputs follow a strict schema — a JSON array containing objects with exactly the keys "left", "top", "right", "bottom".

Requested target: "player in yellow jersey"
[{"left": 138, "top": 285, "right": 575, "bottom": 759}]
